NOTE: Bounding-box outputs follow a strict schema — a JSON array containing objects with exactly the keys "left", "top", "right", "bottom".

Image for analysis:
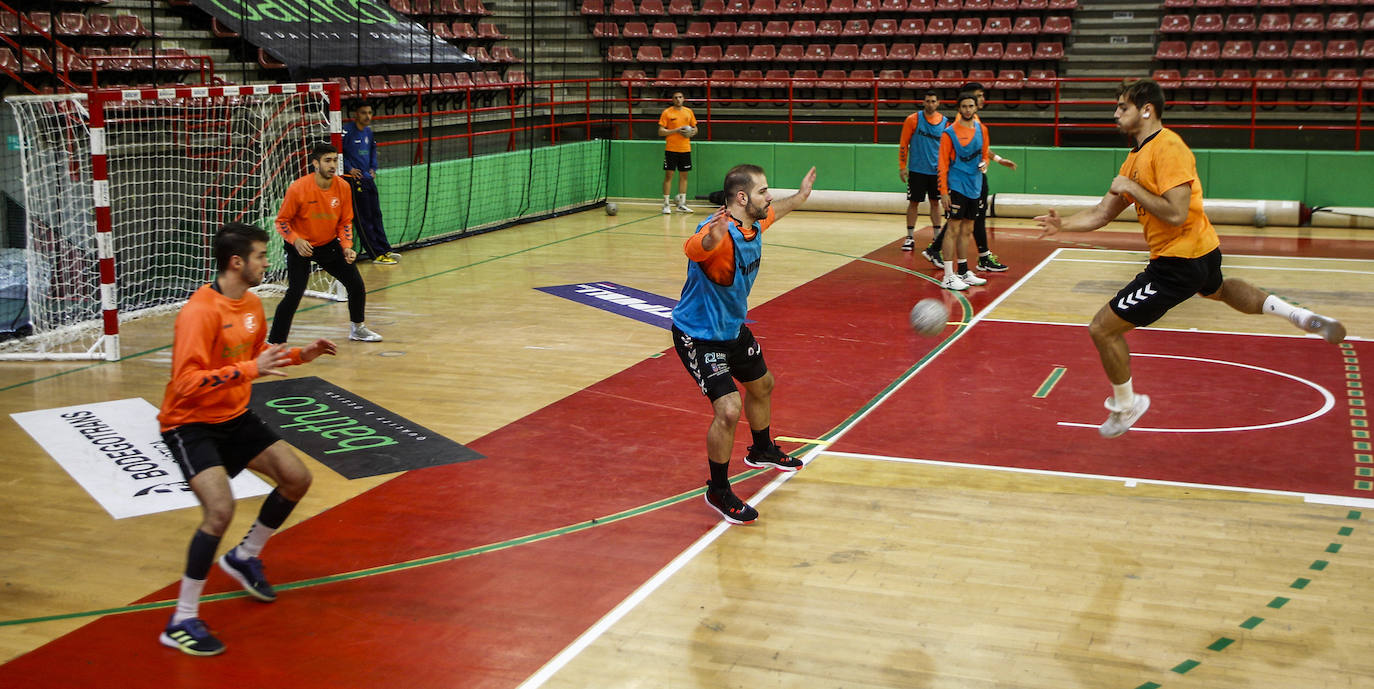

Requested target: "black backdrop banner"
[{"left": 194, "top": 0, "right": 475, "bottom": 75}]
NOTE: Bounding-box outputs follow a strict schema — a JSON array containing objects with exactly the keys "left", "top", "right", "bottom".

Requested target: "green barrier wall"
[{"left": 609, "top": 141, "right": 1374, "bottom": 208}]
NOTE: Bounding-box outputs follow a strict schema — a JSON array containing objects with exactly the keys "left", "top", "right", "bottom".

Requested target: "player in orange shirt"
[
  {"left": 658, "top": 90, "right": 698, "bottom": 214},
  {"left": 269, "top": 141, "right": 382, "bottom": 345},
  {"left": 157, "top": 223, "right": 336, "bottom": 656},
  {"left": 1036, "top": 78, "right": 1346, "bottom": 437}
]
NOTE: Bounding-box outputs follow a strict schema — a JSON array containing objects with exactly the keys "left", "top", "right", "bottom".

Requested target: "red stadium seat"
[
  {"left": 1363, "top": 12, "right": 1374, "bottom": 32},
  {"left": 1033, "top": 42, "right": 1064, "bottom": 60},
  {"left": 1184, "top": 68, "right": 1217, "bottom": 88},
  {"left": 737, "top": 20, "right": 762, "bottom": 37},
  {"left": 965, "top": 0, "right": 991, "bottom": 10},
  {"left": 944, "top": 42, "right": 973, "bottom": 60},
  {"left": 735, "top": 69, "right": 762, "bottom": 88},
  {"left": 897, "top": 18, "right": 925, "bottom": 36},
  {"left": 789, "top": 19, "right": 816, "bottom": 37},
  {"left": 934, "top": 69, "right": 964, "bottom": 88},
  {"left": 1193, "top": 13, "right": 1223, "bottom": 31},
  {"left": 764, "top": 20, "right": 790, "bottom": 37},
  {"left": 1222, "top": 40, "right": 1253, "bottom": 59},
  {"left": 1155, "top": 40, "right": 1187, "bottom": 60},
  {"left": 618, "top": 69, "right": 647, "bottom": 87},
  {"left": 967, "top": 68, "right": 996, "bottom": 85},
  {"left": 845, "top": 69, "right": 876, "bottom": 90},
  {"left": 831, "top": 43, "right": 860, "bottom": 61},
  {"left": 464, "top": 0, "right": 493, "bottom": 15},
  {"left": 1188, "top": 40, "right": 1220, "bottom": 60},
  {"left": 1160, "top": 14, "right": 1190, "bottom": 32},
  {"left": 870, "top": 18, "right": 897, "bottom": 35},
  {"left": 1047, "top": 0, "right": 1076, "bottom": 8},
  {"left": 802, "top": 43, "right": 831, "bottom": 60},
  {"left": 888, "top": 42, "right": 917, "bottom": 60},
  {"left": 1227, "top": 0, "right": 1256, "bottom": 6},
  {"left": 935, "top": 0, "right": 960, "bottom": 11},
  {"left": 653, "top": 68, "right": 681, "bottom": 87},
  {"left": 1328, "top": 11, "right": 1359, "bottom": 30},
  {"left": 1224, "top": 14, "right": 1256, "bottom": 32},
  {"left": 817, "top": 69, "right": 846, "bottom": 89},
  {"left": 1362, "top": 39, "right": 1374, "bottom": 59},
  {"left": 431, "top": 21, "right": 456, "bottom": 39},
  {"left": 763, "top": 69, "right": 791, "bottom": 88},
  {"left": 1287, "top": 67, "right": 1322, "bottom": 89},
  {"left": 1019, "top": 0, "right": 1046, "bottom": 8},
  {"left": 708, "top": 68, "right": 735, "bottom": 87},
  {"left": 1151, "top": 69, "right": 1183, "bottom": 88},
  {"left": 904, "top": 68, "right": 935, "bottom": 89},
  {"left": 777, "top": 44, "right": 805, "bottom": 61},
  {"left": 882, "top": 0, "right": 907, "bottom": 10},
  {"left": 775, "top": 0, "right": 801, "bottom": 11},
  {"left": 607, "top": 44, "right": 633, "bottom": 61},
  {"left": 992, "top": 0, "right": 1018, "bottom": 9},
  {"left": 1011, "top": 16, "right": 1040, "bottom": 34},
  {"left": 668, "top": 0, "right": 694, "bottom": 13},
  {"left": 1217, "top": 68, "right": 1252, "bottom": 89},
  {"left": 1025, "top": 68, "right": 1056, "bottom": 89},
  {"left": 725, "top": 0, "right": 750, "bottom": 13},
  {"left": 711, "top": 21, "right": 737, "bottom": 37},
  {"left": 452, "top": 21, "right": 477, "bottom": 39},
  {"left": 816, "top": 19, "right": 842, "bottom": 36},
  {"left": 954, "top": 17, "right": 982, "bottom": 35},
  {"left": 622, "top": 21, "right": 649, "bottom": 37},
  {"left": 1293, "top": 13, "right": 1323, "bottom": 30},
  {"left": 57, "top": 12, "right": 88, "bottom": 35},
  {"left": 974, "top": 42, "right": 1003, "bottom": 60},
  {"left": 791, "top": 68, "right": 819, "bottom": 88},
  {"left": 684, "top": 21, "right": 710, "bottom": 37},
  {"left": 696, "top": 45, "right": 723, "bottom": 62},
  {"left": 1004, "top": 41, "right": 1032, "bottom": 60},
  {"left": 86, "top": 12, "right": 113, "bottom": 36},
  {"left": 669, "top": 44, "right": 696, "bottom": 61},
  {"left": 801, "top": 0, "right": 827, "bottom": 11},
  {"left": 925, "top": 17, "right": 953, "bottom": 36},
  {"left": 682, "top": 68, "right": 707, "bottom": 86},
  {"left": 842, "top": 19, "right": 870, "bottom": 36},
  {"left": 1324, "top": 67, "right": 1359, "bottom": 89},
  {"left": 722, "top": 44, "right": 749, "bottom": 61},
  {"left": 749, "top": 44, "right": 777, "bottom": 60},
  {"left": 592, "top": 21, "right": 618, "bottom": 37},
  {"left": 984, "top": 17, "right": 1012, "bottom": 35},
  {"left": 752, "top": 0, "right": 779, "bottom": 12},
  {"left": 1255, "top": 68, "right": 1286, "bottom": 90},
  {"left": 700, "top": 0, "right": 726, "bottom": 13},
  {"left": 652, "top": 21, "right": 678, "bottom": 38},
  {"left": 1289, "top": 39, "right": 1322, "bottom": 59},
  {"left": 1326, "top": 39, "right": 1358, "bottom": 58},
  {"left": 994, "top": 69, "right": 1025, "bottom": 90},
  {"left": 1195, "top": 0, "right": 1224, "bottom": 7},
  {"left": 20, "top": 11, "right": 50, "bottom": 37},
  {"left": 916, "top": 42, "right": 945, "bottom": 61},
  {"left": 1163, "top": 0, "right": 1192, "bottom": 7},
  {"left": 1258, "top": 13, "right": 1290, "bottom": 31},
  {"left": 1042, "top": 15, "right": 1072, "bottom": 34},
  {"left": 609, "top": 0, "right": 636, "bottom": 14},
  {"left": 909, "top": 0, "right": 936, "bottom": 10},
  {"left": 854, "top": 0, "right": 879, "bottom": 11},
  {"left": 860, "top": 43, "right": 887, "bottom": 60},
  {"left": 640, "top": 0, "right": 666, "bottom": 14},
  {"left": 1258, "top": 0, "right": 1289, "bottom": 6},
  {"left": 830, "top": 0, "right": 855, "bottom": 11}
]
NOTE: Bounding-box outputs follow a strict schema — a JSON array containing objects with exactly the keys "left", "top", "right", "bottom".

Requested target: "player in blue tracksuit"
[
  {"left": 671, "top": 163, "right": 816, "bottom": 524},
  {"left": 341, "top": 103, "right": 397, "bottom": 264}
]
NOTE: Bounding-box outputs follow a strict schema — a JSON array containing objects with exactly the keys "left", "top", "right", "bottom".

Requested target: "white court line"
[
  {"left": 1055, "top": 353, "right": 1336, "bottom": 433},
  {"left": 819, "top": 449, "right": 1374, "bottom": 509},
  {"left": 515, "top": 249, "right": 1066, "bottom": 688},
  {"left": 1052, "top": 257, "right": 1374, "bottom": 275}
]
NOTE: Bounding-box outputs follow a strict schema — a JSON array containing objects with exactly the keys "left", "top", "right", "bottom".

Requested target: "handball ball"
[
  {"left": 909, "top": 298, "right": 949, "bottom": 337},
  {"left": 605, "top": 202, "right": 618, "bottom": 216}
]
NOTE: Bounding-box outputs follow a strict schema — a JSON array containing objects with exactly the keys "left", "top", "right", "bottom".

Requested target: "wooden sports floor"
[{"left": 1, "top": 202, "right": 1372, "bottom": 689}]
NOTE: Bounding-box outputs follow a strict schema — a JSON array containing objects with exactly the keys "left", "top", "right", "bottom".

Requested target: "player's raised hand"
[
  {"left": 301, "top": 338, "right": 338, "bottom": 363},
  {"left": 255, "top": 343, "right": 292, "bottom": 377},
  {"left": 1034, "top": 208, "right": 1062, "bottom": 238},
  {"left": 700, "top": 207, "right": 730, "bottom": 251},
  {"left": 798, "top": 166, "right": 817, "bottom": 196}
]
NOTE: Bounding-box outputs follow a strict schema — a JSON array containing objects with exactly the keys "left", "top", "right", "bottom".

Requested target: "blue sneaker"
[
  {"left": 219, "top": 550, "right": 276, "bottom": 602},
  {"left": 159, "top": 617, "right": 226, "bottom": 656}
]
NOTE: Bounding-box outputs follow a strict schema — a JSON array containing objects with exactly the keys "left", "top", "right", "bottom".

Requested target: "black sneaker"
[
  {"left": 704, "top": 482, "right": 759, "bottom": 524},
  {"left": 978, "top": 253, "right": 1009, "bottom": 272},
  {"left": 219, "top": 550, "right": 276, "bottom": 602},
  {"left": 159, "top": 616, "right": 226, "bottom": 656},
  {"left": 921, "top": 247, "right": 942, "bottom": 269},
  {"left": 744, "top": 443, "right": 804, "bottom": 472},
  {"left": 900, "top": 237, "right": 915, "bottom": 251}
]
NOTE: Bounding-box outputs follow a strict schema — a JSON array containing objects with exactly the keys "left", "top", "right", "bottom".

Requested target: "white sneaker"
[
  {"left": 941, "top": 274, "right": 969, "bottom": 291},
  {"left": 385, "top": 252, "right": 401, "bottom": 262},
  {"left": 662, "top": 204, "right": 673, "bottom": 215},
  {"left": 676, "top": 203, "right": 693, "bottom": 213},
  {"left": 960, "top": 271, "right": 987, "bottom": 286},
  {"left": 1099, "top": 394, "right": 1150, "bottom": 438},
  {"left": 1298, "top": 313, "right": 1346, "bottom": 344},
  {"left": 349, "top": 324, "right": 383, "bottom": 342}
]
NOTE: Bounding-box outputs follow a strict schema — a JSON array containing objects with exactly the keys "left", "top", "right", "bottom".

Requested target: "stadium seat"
[
  {"left": 711, "top": 21, "right": 737, "bottom": 37},
  {"left": 478, "top": 21, "right": 506, "bottom": 39},
  {"left": 904, "top": 68, "right": 935, "bottom": 89},
  {"left": 1258, "top": 0, "right": 1289, "bottom": 6},
  {"left": 652, "top": 21, "right": 678, "bottom": 37},
  {"left": 778, "top": 44, "right": 805, "bottom": 61},
  {"left": 1163, "top": 0, "right": 1192, "bottom": 8},
  {"left": 987, "top": 42, "right": 1027, "bottom": 65},
  {"left": 1224, "top": 14, "right": 1256, "bottom": 32},
  {"left": 1250, "top": 37, "right": 1297, "bottom": 61},
  {"left": 85, "top": 12, "right": 112, "bottom": 36},
  {"left": 1222, "top": 40, "right": 1253, "bottom": 59},
  {"left": 468, "top": 46, "right": 495, "bottom": 62},
  {"left": 1216, "top": 68, "right": 1251, "bottom": 89},
  {"left": 1328, "top": 11, "right": 1359, "bottom": 30},
  {"left": 992, "top": 0, "right": 1019, "bottom": 9},
  {"left": 1155, "top": 40, "right": 1188, "bottom": 60},
  {"left": 668, "top": 44, "right": 696, "bottom": 62},
  {"left": 842, "top": 19, "right": 869, "bottom": 36},
  {"left": 776, "top": 0, "right": 801, "bottom": 11},
  {"left": 882, "top": 0, "right": 907, "bottom": 10},
  {"left": 993, "top": 69, "right": 1025, "bottom": 90},
  {"left": 700, "top": 0, "right": 726, "bottom": 13},
  {"left": 1047, "top": 0, "right": 1076, "bottom": 8},
  {"left": 1195, "top": 0, "right": 1224, "bottom": 7},
  {"left": 764, "top": 20, "right": 790, "bottom": 37},
  {"left": 607, "top": 44, "right": 633, "bottom": 61},
  {"left": 1363, "top": 12, "right": 1374, "bottom": 32},
  {"left": 1362, "top": 39, "right": 1374, "bottom": 59},
  {"left": 1227, "top": 0, "right": 1256, "bottom": 6},
  {"left": 789, "top": 19, "right": 816, "bottom": 37},
  {"left": 763, "top": 69, "right": 791, "bottom": 88},
  {"left": 830, "top": 0, "right": 855, "bottom": 11},
  {"left": 609, "top": 0, "right": 636, "bottom": 14},
  {"left": 888, "top": 42, "right": 916, "bottom": 61},
  {"left": 20, "top": 11, "right": 50, "bottom": 36},
  {"left": 452, "top": 21, "right": 478, "bottom": 39},
  {"left": 725, "top": 0, "right": 750, "bottom": 13},
  {"left": 984, "top": 17, "right": 1012, "bottom": 35},
  {"left": 465, "top": 0, "right": 493, "bottom": 15},
  {"left": 954, "top": 17, "right": 982, "bottom": 36},
  {"left": 708, "top": 69, "right": 735, "bottom": 90},
  {"left": 916, "top": 42, "right": 945, "bottom": 61},
  {"left": 854, "top": 0, "right": 879, "bottom": 10},
  {"left": 816, "top": 19, "right": 842, "bottom": 36},
  {"left": 752, "top": 0, "right": 779, "bottom": 12},
  {"left": 622, "top": 21, "right": 649, "bottom": 37},
  {"left": 845, "top": 69, "right": 876, "bottom": 90},
  {"left": 967, "top": 68, "right": 995, "bottom": 85},
  {"left": 56, "top": 12, "right": 88, "bottom": 35},
  {"left": 750, "top": 44, "right": 778, "bottom": 60},
  {"left": 870, "top": 18, "right": 897, "bottom": 36},
  {"left": 1188, "top": 40, "right": 1221, "bottom": 60},
  {"left": 696, "top": 44, "right": 723, "bottom": 61},
  {"left": 640, "top": 0, "right": 666, "bottom": 14},
  {"left": 1025, "top": 68, "right": 1055, "bottom": 89},
  {"left": 1160, "top": 15, "right": 1190, "bottom": 33},
  {"left": 737, "top": 20, "right": 762, "bottom": 37},
  {"left": 685, "top": 21, "right": 710, "bottom": 37},
  {"left": 935, "top": 0, "right": 960, "bottom": 11},
  {"left": 1033, "top": 42, "right": 1064, "bottom": 60},
  {"left": 735, "top": 68, "right": 762, "bottom": 88},
  {"left": 801, "top": 0, "right": 827, "bottom": 11},
  {"left": 1151, "top": 69, "right": 1183, "bottom": 88},
  {"left": 925, "top": 17, "right": 953, "bottom": 36},
  {"left": 974, "top": 42, "right": 1003, "bottom": 60},
  {"left": 1324, "top": 67, "right": 1359, "bottom": 89},
  {"left": 1287, "top": 67, "right": 1322, "bottom": 89},
  {"left": 817, "top": 69, "right": 846, "bottom": 89},
  {"left": 1258, "top": 13, "right": 1290, "bottom": 31},
  {"left": 493, "top": 45, "right": 522, "bottom": 62},
  {"left": 1255, "top": 68, "right": 1286, "bottom": 90},
  {"left": 722, "top": 44, "right": 749, "bottom": 61},
  {"left": 618, "top": 69, "right": 646, "bottom": 87},
  {"left": 860, "top": 43, "right": 887, "bottom": 60},
  {"left": 944, "top": 42, "right": 973, "bottom": 60},
  {"left": 1326, "top": 39, "right": 1358, "bottom": 58},
  {"left": 431, "top": 21, "right": 456, "bottom": 39},
  {"left": 1193, "top": 13, "right": 1223, "bottom": 31},
  {"left": 1042, "top": 16, "right": 1072, "bottom": 34},
  {"left": 877, "top": 68, "right": 904, "bottom": 85},
  {"left": 791, "top": 68, "right": 819, "bottom": 88},
  {"left": 668, "top": 0, "right": 694, "bottom": 13},
  {"left": 1011, "top": 16, "right": 1041, "bottom": 34},
  {"left": 1292, "top": 13, "right": 1322, "bottom": 30},
  {"left": 965, "top": 0, "right": 991, "bottom": 10},
  {"left": 934, "top": 69, "right": 964, "bottom": 88},
  {"left": 831, "top": 43, "right": 860, "bottom": 61},
  {"left": 682, "top": 68, "right": 707, "bottom": 86},
  {"left": 802, "top": 43, "right": 831, "bottom": 60},
  {"left": 1290, "top": 39, "right": 1322, "bottom": 59},
  {"left": 897, "top": 18, "right": 925, "bottom": 36},
  {"left": 1184, "top": 68, "right": 1217, "bottom": 88},
  {"left": 909, "top": 0, "right": 936, "bottom": 10}
]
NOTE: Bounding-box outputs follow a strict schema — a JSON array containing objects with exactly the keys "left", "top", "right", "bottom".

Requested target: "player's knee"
[
  {"left": 278, "top": 465, "right": 312, "bottom": 500},
  {"left": 200, "top": 503, "right": 234, "bottom": 536},
  {"left": 712, "top": 397, "right": 742, "bottom": 426}
]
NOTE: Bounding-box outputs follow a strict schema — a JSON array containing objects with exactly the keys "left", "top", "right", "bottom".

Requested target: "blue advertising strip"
[{"left": 536, "top": 282, "right": 678, "bottom": 330}]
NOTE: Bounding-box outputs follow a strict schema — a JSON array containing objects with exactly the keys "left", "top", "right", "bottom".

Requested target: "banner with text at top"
[{"left": 193, "top": 0, "right": 475, "bottom": 75}]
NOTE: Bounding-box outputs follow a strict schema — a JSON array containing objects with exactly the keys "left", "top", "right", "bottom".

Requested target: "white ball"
[
  {"left": 909, "top": 298, "right": 949, "bottom": 337},
  {"left": 605, "top": 202, "right": 618, "bottom": 216},
  {"left": 685, "top": 126, "right": 697, "bottom": 137}
]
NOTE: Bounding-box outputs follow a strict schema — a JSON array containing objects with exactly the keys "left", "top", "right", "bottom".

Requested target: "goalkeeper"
[{"left": 268, "top": 141, "right": 383, "bottom": 344}]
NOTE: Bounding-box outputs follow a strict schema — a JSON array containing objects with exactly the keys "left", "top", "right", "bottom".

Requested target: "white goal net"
[{"left": 3, "top": 83, "right": 343, "bottom": 360}]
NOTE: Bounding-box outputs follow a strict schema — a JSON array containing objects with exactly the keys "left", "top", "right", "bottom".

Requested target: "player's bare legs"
[
  {"left": 1206, "top": 277, "right": 1346, "bottom": 343},
  {"left": 1089, "top": 305, "right": 1151, "bottom": 437}
]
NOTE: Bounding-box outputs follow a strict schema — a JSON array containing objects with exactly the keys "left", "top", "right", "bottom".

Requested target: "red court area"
[{"left": 837, "top": 320, "right": 1367, "bottom": 498}]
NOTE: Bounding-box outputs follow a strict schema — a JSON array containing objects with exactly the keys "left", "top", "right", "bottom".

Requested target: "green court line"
[
  {"left": 1170, "top": 660, "right": 1200, "bottom": 675},
  {"left": 1207, "top": 638, "right": 1234, "bottom": 652},
  {"left": 1033, "top": 366, "right": 1067, "bottom": 399}
]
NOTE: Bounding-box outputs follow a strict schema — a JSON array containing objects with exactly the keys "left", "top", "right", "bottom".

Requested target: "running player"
[
  {"left": 672, "top": 164, "right": 817, "bottom": 524},
  {"left": 897, "top": 90, "right": 948, "bottom": 252},
  {"left": 1035, "top": 78, "right": 1346, "bottom": 437},
  {"left": 158, "top": 222, "right": 336, "bottom": 655}
]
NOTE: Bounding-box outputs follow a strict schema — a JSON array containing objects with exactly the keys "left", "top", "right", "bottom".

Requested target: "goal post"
[{"left": 3, "top": 82, "right": 345, "bottom": 361}]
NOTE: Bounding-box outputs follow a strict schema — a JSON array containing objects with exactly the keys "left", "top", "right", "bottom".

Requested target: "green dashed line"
[
  {"left": 1207, "top": 637, "right": 1234, "bottom": 651},
  {"left": 1134, "top": 683, "right": 1162, "bottom": 689},
  {"left": 1171, "top": 660, "right": 1200, "bottom": 675},
  {"left": 1311, "top": 559, "right": 1329, "bottom": 571},
  {"left": 1326, "top": 543, "right": 1343, "bottom": 553},
  {"left": 1290, "top": 578, "right": 1310, "bottom": 589},
  {"left": 1339, "top": 526, "right": 1354, "bottom": 536},
  {"left": 1267, "top": 597, "right": 1289, "bottom": 609},
  {"left": 1240, "top": 616, "right": 1265, "bottom": 630}
]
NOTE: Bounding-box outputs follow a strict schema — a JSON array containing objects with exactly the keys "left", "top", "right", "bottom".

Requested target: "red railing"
[{"left": 339, "top": 74, "right": 1373, "bottom": 158}]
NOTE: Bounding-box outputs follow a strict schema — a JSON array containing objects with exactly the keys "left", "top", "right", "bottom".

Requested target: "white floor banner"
[{"left": 12, "top": 398, "right": 272, "bottom": 519}]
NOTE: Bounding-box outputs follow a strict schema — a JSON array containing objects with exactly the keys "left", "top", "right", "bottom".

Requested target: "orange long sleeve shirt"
[
  {"left": 937, "top": 117, "right": 990, "bottom": 198},
  {"left": 275, "top": 174, "right": 355, "bottom": 249},
  {"left": 158, "top": 283, "right": 301, "bottom": 431}
]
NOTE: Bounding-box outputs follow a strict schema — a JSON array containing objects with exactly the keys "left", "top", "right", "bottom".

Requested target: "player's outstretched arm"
[
  {"left": 771, "top": 166, "right": 817, "bottom": 221},
  {"left": 698, "top": 207, "right": 731, "bottom": 252},
  {"left": 300, "top": 338, "right": 338, "bottom": 363},
  {"left": 1035, "top": 192, "right": 1129, "bottom": 238}
]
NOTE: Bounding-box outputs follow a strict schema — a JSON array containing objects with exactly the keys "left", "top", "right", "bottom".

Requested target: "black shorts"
[
  {"left": 162, "top": 410, "right": 282, "bottom": 480},
  {"left": 664, "top": 150, "right": 692, "bottom": 171},
  {"left": 1109, "top": 247, "right": 1225, "bottom": 327},
  {"left": 944, "top": 190, "right": 983, "bottom": 221},
  {"left": 906, "top": 172, "right": 940, "bottom": 203},
  {"left": 672, "top": 324, "right": 769, "bottom": 402}
]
